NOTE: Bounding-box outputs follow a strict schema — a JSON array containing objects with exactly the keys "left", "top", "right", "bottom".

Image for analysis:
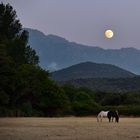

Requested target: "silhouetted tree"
[{"left": 0, "top": 3, "right": 38, "bottom": 65}]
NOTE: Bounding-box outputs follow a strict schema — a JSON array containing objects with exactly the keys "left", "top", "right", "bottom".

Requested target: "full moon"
[{"left": 105, "top": 30, "right": 114, "bottom": 39}]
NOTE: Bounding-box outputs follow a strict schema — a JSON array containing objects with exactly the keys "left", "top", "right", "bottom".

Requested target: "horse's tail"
[{"left": 115, "top": 110, "right": 119, "bottom": 123}]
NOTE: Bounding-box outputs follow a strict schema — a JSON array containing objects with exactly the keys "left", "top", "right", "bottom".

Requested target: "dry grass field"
[{"left": 0, "top": 117, "right": 140, "bottom": 140}]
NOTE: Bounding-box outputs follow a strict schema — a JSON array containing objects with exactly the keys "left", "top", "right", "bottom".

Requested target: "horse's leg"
[
  {"left": 112, "top": 117, "right": 114, "bottom": 122},
  {"left": 114, "top": 117, "right": 117, "bottom": 122},
  {"left": 97, "top": 113, "right": 101, "bottom": 122},
  {"left": 108, "top": 117, "right": 111, "bottom": 122}
]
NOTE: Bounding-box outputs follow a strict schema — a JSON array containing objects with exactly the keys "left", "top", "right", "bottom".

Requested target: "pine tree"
[{"left": 0, "top": 3, "right": 39, "bottom": 65}]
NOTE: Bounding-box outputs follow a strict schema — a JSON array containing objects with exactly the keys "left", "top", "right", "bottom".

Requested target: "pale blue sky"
[{"left": 1, "top": 0, "right": 140, "bottom": 49}]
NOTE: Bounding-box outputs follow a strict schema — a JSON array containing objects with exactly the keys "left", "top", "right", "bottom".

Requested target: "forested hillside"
[
  {"left": 51, "top": 62, "right": 136, "bottom": 81},
  {"left": 59, "top": 77, "right": 140, "bottom": 93}
]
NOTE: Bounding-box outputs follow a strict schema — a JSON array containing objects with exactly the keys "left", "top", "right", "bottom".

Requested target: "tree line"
[{"left": 0, "top": 3, "right": 140, "bottom": 117}]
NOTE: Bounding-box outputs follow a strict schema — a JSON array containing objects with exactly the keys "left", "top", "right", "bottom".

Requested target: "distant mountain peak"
[{"left": 25, "top": 28, "right": 46, "bottom": 36}]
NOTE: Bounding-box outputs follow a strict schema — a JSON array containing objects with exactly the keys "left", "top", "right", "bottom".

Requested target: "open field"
[{"left": 0, "top": 117, "right": 140, "bottom": 140}]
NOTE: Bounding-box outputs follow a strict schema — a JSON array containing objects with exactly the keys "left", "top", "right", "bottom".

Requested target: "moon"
[{"left": 105, "top": 30, "right": 114, "bottom": 39}]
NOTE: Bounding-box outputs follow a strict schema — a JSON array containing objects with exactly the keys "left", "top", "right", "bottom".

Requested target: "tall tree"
[
  {"left": 0, "top": 3, "right": 21, "bottom": 41},
  {"left": 0, "top": 3, "right": 39, "bottom": 116},
  {"left": 0, "top": 3, "right": 39, "bottom": 65}
]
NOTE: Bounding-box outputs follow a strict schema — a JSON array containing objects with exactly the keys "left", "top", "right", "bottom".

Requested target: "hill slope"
[
  {"left": 51, "top": 62, "right": 136, "bottom": 81},
  {"left": 26, "top": 28, "right": 140, "bottom": 74},
  {"left": 59, "top": 77, "right": 140, "bottom": 93}
]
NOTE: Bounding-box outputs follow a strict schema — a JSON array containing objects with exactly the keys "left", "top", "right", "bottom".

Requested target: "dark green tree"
[
  {"left": 0, "top": 3, "right": 39, "bottom": 66},
  {"left": 0, "top": 3, "right": 39, "bottom": 116},
  {"left": 0, "top": 3, "right": 21, "bottom": 41}
]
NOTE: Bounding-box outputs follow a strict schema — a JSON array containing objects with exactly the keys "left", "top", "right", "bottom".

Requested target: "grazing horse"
[
  {"left": 107, "top": 110, "right": 119, "bottom": 123},
  {"left": 97, "top": 111, "right": 109, "bottom": 122}
]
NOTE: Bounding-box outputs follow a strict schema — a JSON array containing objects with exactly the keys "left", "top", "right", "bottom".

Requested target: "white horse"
[{"left": 97, "top": 111, "right": 109, "bottom": 122}]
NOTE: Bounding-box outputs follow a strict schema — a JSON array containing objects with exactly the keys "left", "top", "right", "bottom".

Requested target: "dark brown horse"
[{"left": 107, "top": 110, "right": 119, "bottom": 123}]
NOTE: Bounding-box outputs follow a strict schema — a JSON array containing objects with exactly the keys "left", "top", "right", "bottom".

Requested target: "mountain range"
[{"left": 26, "top": 28, "right": 140, "bottom": 74}]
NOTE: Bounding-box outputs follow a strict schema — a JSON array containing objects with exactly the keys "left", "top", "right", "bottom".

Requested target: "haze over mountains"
[{"left": 27, "top": 28, "right": 140, "bottom": 74}]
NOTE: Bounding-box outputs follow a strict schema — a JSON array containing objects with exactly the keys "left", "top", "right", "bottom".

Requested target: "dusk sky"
[{"left": 1, "top": 0, "right": 140, "bottom": 49}]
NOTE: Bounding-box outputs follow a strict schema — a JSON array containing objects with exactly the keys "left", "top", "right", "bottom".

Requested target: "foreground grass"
[{"left": 0, "top": 117, "right": 140, "bottom": 140}]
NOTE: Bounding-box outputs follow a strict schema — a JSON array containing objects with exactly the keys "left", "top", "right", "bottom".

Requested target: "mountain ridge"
[{"left": 26, "top": 28, "right": 140, "bottom": 74}]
